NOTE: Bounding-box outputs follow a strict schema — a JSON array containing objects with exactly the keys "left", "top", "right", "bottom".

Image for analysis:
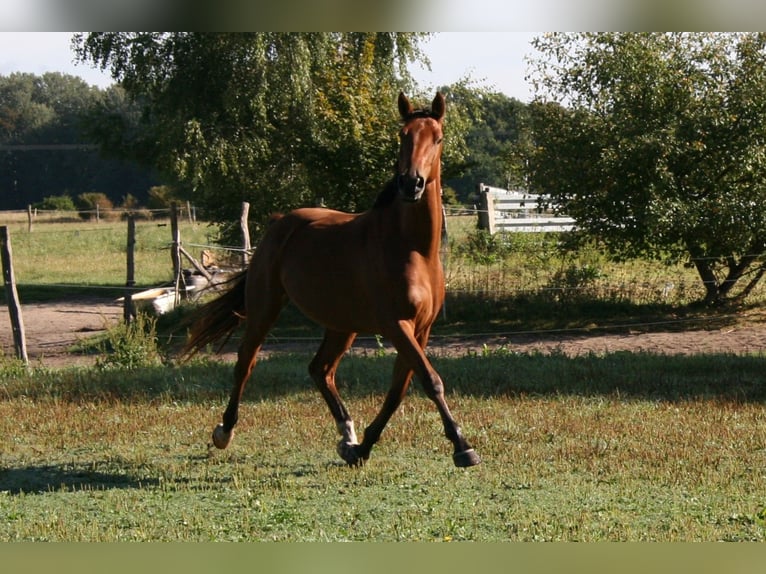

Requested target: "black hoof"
[
  {"left": 337, "top": 442, "right": 367, "bottom": 467},
  {"left": 453, "top": 448, "right": 481, "bottom": 467}
]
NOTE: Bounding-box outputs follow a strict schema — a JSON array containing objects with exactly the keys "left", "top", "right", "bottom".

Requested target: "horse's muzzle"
[{"left": 397, "top": 174, "right": 426, "bottom": 202}]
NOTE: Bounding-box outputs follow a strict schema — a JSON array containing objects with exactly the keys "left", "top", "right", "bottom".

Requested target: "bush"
[
  {"left": 120, "top": 193, "right": 152, "bottom": 220},
  {"left": 95, "top": 313, "right": 163, "bottom": 371},
  {"left": 146, "top": 185, "right": 181, "bottom": 210},
  {"left": 0, "top": 351, "right": 27, "bottom": 381},
  {"left": 34, "top": 194, "right": 77, "bottom": 212},
  {"left": 459, "top": 229, "right": 511, "bottom": 265},
  {"left": 545, "top": 262, "right": 604, "bottom": 303},
  {"left": 75, "top": 192, "right": 114, "bottom": 220}
]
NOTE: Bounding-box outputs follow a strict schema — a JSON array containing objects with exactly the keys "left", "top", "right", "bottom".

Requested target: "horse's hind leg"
[
  {"left": 212, "top": 283, "right": 286, "bottom": 450},
  {"left": 308, "top": 330, "right": 359, "bottom": 465}
]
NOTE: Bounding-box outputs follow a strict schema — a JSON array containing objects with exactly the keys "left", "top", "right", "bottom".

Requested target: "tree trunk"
[
  {"left": 690, "top": 248, "right": 763, "bottom": 306},
  {"left": 692, "top": 258, "right": 721, "bottom": 305}
]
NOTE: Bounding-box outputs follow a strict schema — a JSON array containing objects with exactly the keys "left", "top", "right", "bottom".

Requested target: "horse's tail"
[{"left": 180, "top": 270, "right": 248, "bottom": 360}]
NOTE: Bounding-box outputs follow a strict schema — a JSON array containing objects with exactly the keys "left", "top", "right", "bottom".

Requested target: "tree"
[
  {"left": 73, "top": 33, "right": 440, "bottom": 239},
  {"left": 527, "top": 32, "right": 766, "bottom": 305},
  {"left": 438, "top": 84, "right": 531, "bottom": 202}
]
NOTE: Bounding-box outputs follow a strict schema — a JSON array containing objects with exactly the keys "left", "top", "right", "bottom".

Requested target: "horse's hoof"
[
  {"left": 453, "top": 448, "right": 481, "bottom": 467},
  {"left": 212, "top": 424, "right": 233, "bottom": 449},
  {"left": 337, "top": 441, "right": 365, "bottom": 467}
]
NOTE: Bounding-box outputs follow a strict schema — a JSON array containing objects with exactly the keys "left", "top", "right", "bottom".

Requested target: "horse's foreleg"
[
  {"left": 308, "top": 330, "right": 359, "bottom": 465},
  {"left": 420, "top": 367, "right": 481, "bottom": 467},
  {"left": 382, "top": 323, "right": 481, "bottom": 467},
  {"left": 355, "top": 353, "right": 414, "bottom": 464}
]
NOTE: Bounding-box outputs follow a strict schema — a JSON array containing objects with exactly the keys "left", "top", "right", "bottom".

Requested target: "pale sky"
[{"left": 0, "top": 32, "right": 539, "bottom": 102}]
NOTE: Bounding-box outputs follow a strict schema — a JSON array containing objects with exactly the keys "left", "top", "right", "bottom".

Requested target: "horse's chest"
[{"left": 395, "top": 258, "right": 442, "bottom": 319}]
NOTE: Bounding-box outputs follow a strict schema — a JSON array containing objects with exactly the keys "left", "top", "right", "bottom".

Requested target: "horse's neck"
[{"left": 401, "top": 179, "right": 443, "bottom": 258}]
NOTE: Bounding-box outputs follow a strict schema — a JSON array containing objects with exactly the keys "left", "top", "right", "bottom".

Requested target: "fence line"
[
  {"left": 4, "top": 201, "right": 766, "bottom": 361},
  {"left": 0, "top": 204, "right": 198, "bottom": 230}
]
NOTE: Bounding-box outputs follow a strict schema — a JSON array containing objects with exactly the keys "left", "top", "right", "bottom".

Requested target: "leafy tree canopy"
[
  {"left": 73, "top": 32, "right": 455, "bottom": 239},
  {"left": 527, "top": 32, "right": 766, "bottom": 305}
]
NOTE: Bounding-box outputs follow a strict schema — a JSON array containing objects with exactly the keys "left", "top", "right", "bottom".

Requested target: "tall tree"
[
  {"left": 439, "top": 84, "right": 531, "bottom": 201},
  {"left": 528, "top": 33, "right": 766, "bottom": 305},
  {"left": 0, "top": 72, "right": 157, "bottom": 209},
  {"left": 74, "top": 33, "right": 435, "bottom": 237}
]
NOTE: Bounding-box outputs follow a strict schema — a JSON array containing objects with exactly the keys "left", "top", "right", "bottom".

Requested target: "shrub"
[
  {"left": 95, "top": 313, "right": 163, "bottom": 371},
  {"left": 0, "top": 351, "right": 27, "bottom": 381},
  {"left": 459, "top": 229, "right": 511, "bottom": 265},
  {"left": 120, "top": 193, "right": 152, "bottom": 220},
  {"left": 146, "top": 185, "right": 181, "bottom": 210},
  {"left": 546, "top": 262, "right": 604, "bottom": 303},
  {"left": 34, "top": 194, "right": 77, "bottom": 212},
  {"left": 76, "top": 192, "right": 114, "bottom": 220}
]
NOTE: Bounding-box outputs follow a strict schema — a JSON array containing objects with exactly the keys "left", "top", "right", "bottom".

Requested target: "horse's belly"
[
  {"left": 287, "top": 285, "right": 378, "bottom": 333},
  {"left": 280, "top": 259, "right": 378, "bottom": 333}
]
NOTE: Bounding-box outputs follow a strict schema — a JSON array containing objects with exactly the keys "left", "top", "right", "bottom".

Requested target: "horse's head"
[{"left": 396, "top": 92, "right": 445, "bottom": 202}]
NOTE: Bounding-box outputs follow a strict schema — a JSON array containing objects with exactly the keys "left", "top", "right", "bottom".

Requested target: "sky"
[{"left": 0, "top": 32, "right": 539, "bottom": 102}]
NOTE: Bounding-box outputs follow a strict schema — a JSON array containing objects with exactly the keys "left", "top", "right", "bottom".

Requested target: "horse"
[{"left": 182, "top": 92, "right": 480, "bottom": 468}]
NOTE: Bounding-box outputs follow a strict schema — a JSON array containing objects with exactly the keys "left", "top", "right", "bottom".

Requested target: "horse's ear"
[
  {"left": 398, "top": 92, "right": 413, "bottom": 119},
  {"left": 431, "top": 92, "right": 446, "bottom": 121}
]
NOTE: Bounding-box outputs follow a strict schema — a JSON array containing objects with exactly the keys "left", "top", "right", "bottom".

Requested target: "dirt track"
[{"left": 2, "top": 296, "right": 766, "bottom": 368}]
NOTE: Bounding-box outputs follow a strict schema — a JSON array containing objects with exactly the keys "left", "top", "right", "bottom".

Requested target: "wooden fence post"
[
  {"left": 240, "top": 201, "right": 251, "bottom": 267},
  {"left": 477, "top": 183, "right": 496, "bottom": 234},
  {"left": 27, "top": 205, "right": 33, "bottom": 233},
  {"left": 1, "top": 226, "right": 29, "bottom": 364},
  {"left": 124, "top": 214, "right": 136, "bottom": 324},
  {"left": 170, "top": 202, "right": 183, "bottom": 306}
]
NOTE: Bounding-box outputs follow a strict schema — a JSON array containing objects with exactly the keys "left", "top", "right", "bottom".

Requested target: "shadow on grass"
[
  {"left": 435, "top": 291, "right": 749, "bottom": 336},
  {"left": 3, "top": 349, "right": 764, "bottom": 405},
  {"left": 0, "top": 464, "right": 159, "bottom": 495},
  {"left": 440, "top": 350, "right": 766, "bottom": 403}
]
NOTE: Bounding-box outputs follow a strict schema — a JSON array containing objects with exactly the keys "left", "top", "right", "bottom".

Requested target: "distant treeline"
[{"left": 0, "top": 72, "right": 161, "bottom": 210}]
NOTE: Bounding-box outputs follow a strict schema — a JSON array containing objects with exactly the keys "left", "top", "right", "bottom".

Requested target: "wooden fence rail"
[{"left": 477, "top": 183, "right": 575, "bottom": 234}]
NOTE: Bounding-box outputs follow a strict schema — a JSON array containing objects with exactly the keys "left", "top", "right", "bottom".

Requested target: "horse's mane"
[{"left": 372, "top": 176, "right": 399, "bottom": 209}]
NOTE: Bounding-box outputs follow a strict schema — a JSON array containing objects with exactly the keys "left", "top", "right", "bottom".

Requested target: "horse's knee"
[{"left": 420, "top": 370, "right": 445, "bottom": 400}]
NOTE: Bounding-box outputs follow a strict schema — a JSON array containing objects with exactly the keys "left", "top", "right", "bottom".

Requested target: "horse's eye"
[{"left": 435, "top": 137, "right": 443, "bottom": 145}]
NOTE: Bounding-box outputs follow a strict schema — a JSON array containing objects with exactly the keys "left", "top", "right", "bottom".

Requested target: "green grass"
[{"left": 1, "top": 352, "right": 764, "bottom": 541}]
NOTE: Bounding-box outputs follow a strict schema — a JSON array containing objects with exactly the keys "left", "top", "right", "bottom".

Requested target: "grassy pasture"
[
  {"left": 0, "top": 352, "right": 765, "bottom": 541},
  {"left": 1, "top": 214, "right": 765, "bottom": 541}
]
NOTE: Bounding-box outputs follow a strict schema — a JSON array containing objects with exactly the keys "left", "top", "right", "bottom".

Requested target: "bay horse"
[{"left": 183, "top": 92, "right": 480, "bottom": 468}]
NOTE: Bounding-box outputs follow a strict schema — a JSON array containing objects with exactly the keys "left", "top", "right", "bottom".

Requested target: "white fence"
[{"left": 477, "top": 183, "right": 575, "bottom": 234}]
